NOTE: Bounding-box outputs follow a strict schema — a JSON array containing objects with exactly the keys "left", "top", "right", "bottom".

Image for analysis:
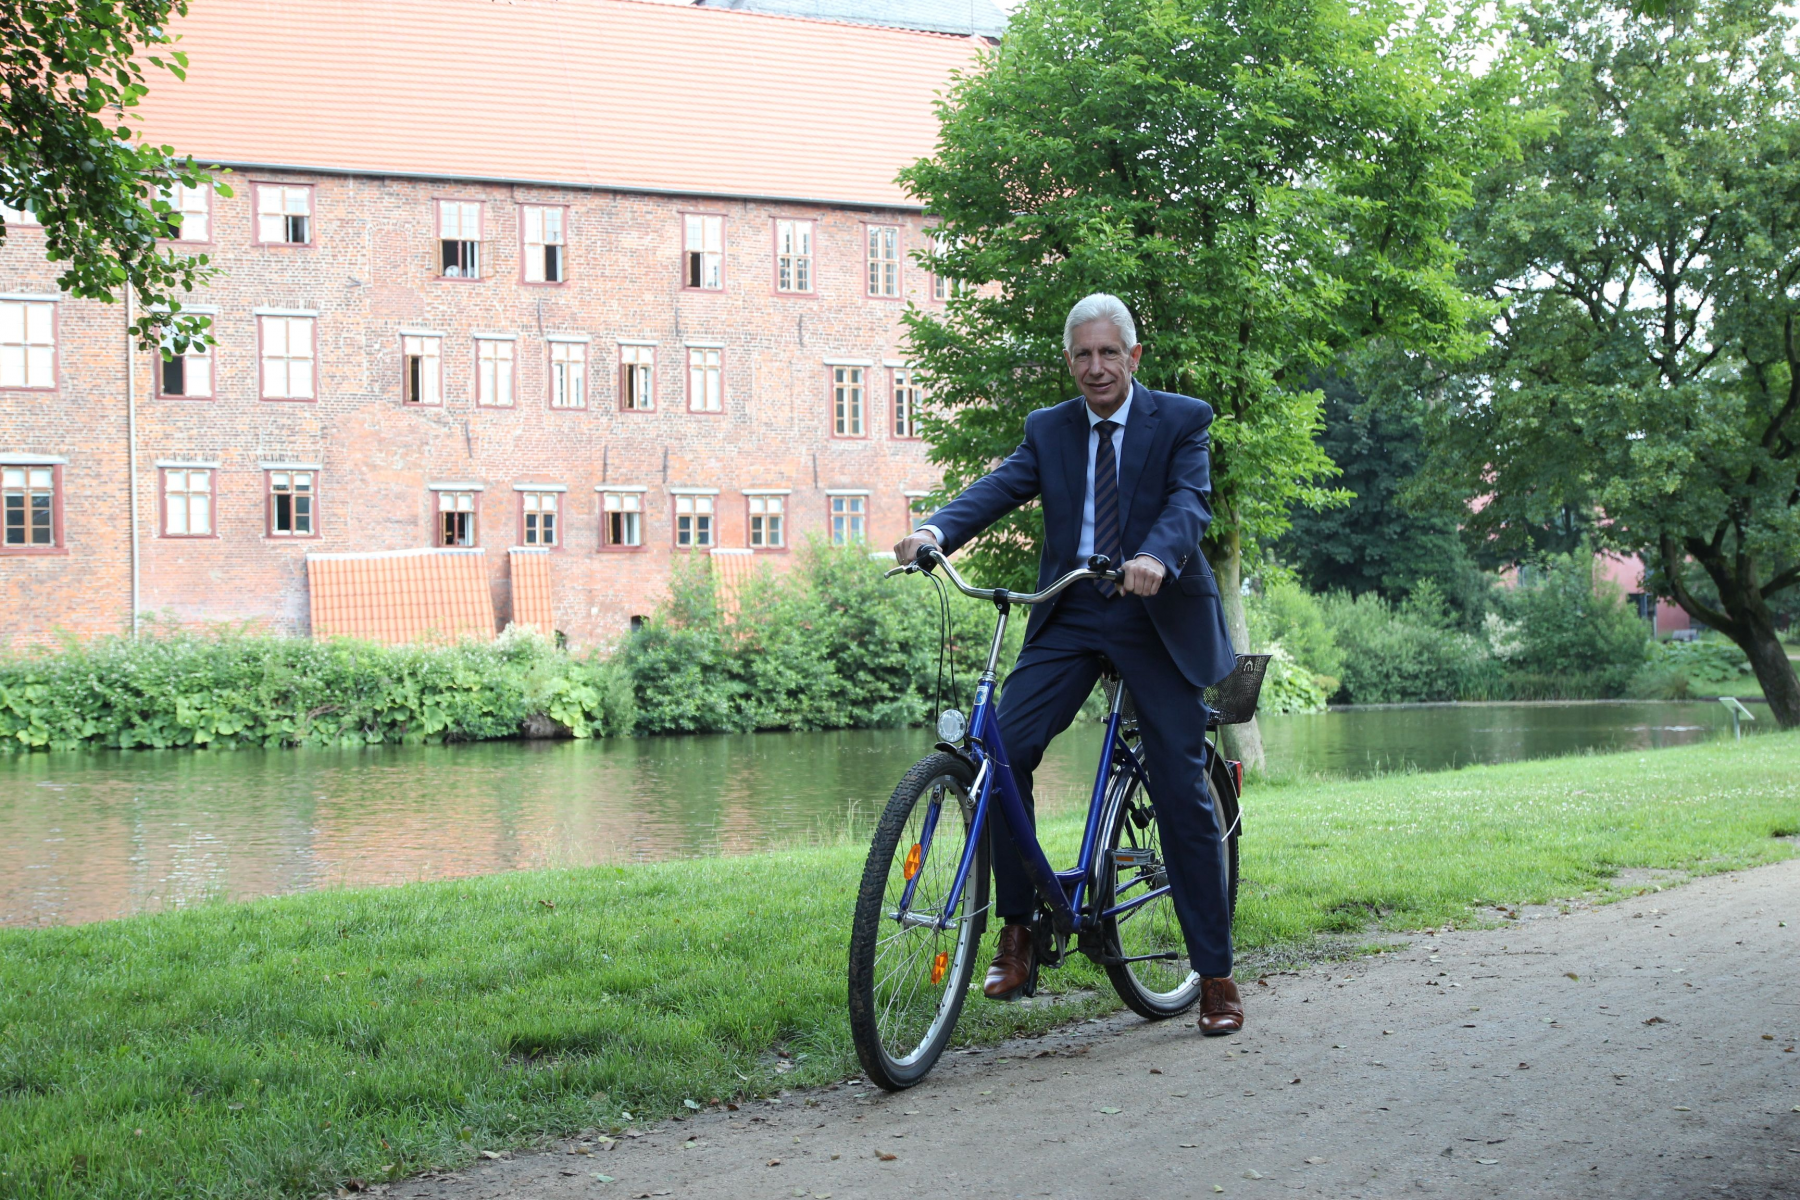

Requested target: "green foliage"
[
  {"left": 1629, "top": 636, "right": 1755, "bottom": 700},
  {"left": 620, "top": 543, "right": 1021, "bottom": 735},
  {"left": 1500, "top": 554, "right": 1649, "bottom": 692},
  {"left": 1424, "top": 0, "right": 1800, "bottom": 724},
  {"left": 1318, "top": 587, "right": 1498, "bottom": 704},
  {"left": 898, "top": 0, "right": 1508, "bottom": 589},
  {"left": 1279, "top": 373, "right": 1495, "bottom": 620},
  {"left": 0, "top": 625, "right": 633, "bottom": 752},
  {"left": 1, "top": 0, "right": 228, "bottom": 350}
]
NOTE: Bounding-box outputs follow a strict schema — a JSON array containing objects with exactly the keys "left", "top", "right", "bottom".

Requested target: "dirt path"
[{"left": 391, "top": 859, "right": 1799, "bottom": 1200}]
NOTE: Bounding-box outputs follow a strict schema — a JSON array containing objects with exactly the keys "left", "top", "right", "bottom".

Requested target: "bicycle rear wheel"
[
  {"left": 1094, "top": 754, "right": 1238, "bottom": 1019},
  {"left": 847, "top": 752, "right": 989, "bottom": 1090}
]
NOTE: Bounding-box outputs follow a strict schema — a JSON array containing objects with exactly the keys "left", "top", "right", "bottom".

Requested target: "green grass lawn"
[{"left": 3, "top": 733, "right": 1796, "bottom": 1199}]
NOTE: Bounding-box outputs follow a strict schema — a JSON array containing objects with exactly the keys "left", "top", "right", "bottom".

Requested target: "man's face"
[{"left": 1065, "top": 319, "right": 1143, "bottom": 414}]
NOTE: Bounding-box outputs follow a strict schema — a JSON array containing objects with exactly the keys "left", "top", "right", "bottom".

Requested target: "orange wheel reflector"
[
  {"left": 931, "top": 951, "right": 949, "bottom": 985},
  {"left": 903, "top": 843, "right": 922, "bottom": 881}
]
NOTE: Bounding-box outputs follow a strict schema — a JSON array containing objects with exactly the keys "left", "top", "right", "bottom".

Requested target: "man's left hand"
[{"left": 1119, "top": 554, "right": 1166, "bottom": 596}]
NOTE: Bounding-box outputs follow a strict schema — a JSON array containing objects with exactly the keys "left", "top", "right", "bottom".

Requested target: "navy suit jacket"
[{"left": 926, "top": 380, "right": 1238, "bottom": 689}]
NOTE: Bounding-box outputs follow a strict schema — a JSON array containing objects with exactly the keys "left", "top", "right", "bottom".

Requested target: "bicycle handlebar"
[{"left": 884, "top": 545, "right": 1125, "bottom": 605}]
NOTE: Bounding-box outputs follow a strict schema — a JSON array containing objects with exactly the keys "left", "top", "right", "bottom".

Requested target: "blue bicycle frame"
[{"left": 889, "top": 550, "right": 1171, "bottom": 940}]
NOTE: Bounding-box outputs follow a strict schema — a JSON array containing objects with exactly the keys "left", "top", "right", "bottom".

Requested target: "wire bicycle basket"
[{"left": 1204, "top": 653, "right": 1272, "bottom": 728}]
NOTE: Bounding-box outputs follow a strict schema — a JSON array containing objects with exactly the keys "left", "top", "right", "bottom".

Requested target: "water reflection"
[{"left": 0, "top": 700, "right": 1767, "bottom": 927}]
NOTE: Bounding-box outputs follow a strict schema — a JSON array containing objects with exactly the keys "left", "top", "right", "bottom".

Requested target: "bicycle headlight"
[{"left": 936, "top": 708, "right": 967, "bottom": 742}]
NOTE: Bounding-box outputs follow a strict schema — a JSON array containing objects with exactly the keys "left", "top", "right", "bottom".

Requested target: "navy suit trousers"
[{"left": 992, "top": 582, "right": 1233, "bottom": 978}]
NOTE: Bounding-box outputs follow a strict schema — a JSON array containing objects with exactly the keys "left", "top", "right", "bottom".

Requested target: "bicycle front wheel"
[
  {"left": 1094, "top": 757, "right": 1237, "bottom": 1019},
  {"left": 847, "top": 752, "right": 989, "bottom": 1090}
]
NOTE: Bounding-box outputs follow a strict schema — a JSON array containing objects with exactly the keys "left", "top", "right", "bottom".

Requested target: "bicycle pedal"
[{"left": 1111, "top": 847, "right": 1156, "bottom": 868}]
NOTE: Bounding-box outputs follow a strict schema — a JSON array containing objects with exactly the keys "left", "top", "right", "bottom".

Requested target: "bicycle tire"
[
  {"left": 1094, "top": 756, "right": 1238, "bottom": 1019},
  {"left": 847, "top": 752, "right": 989, "bottom": 1090}
]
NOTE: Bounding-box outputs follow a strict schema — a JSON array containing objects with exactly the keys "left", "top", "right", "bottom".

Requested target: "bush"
[
  {"left": 620, "top": 542, "right": 1018, "bottom": 735},
  {"left": 1628, "top": 637, "right": 1754, "bottom": 699},
  {"left": 0, "top": 624, "right": 633, "bottom": 751},
  {"left": 1500, "top": 554, "right": 1649, "bottom": 695},
  {"left": 1320, "top": 586, "right": 1497, "bottom": 704}
]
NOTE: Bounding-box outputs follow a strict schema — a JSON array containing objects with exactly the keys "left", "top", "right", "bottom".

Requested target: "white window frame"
[
  {"left": 0, "top": 299, "right": 57, "bottom": 390},
  {"left": 268, "top": 469, "right": 316, "bottom": 537},
  {"left": 159, "top": 333, "right": 213, "bottom": 399},
  {"left": 674, "top": 493, "right": 715, "bottom": 548},
  {"left": 437, "top": 489, "right": 478, "bottom": 546},
  {"left": 550, "top": 339, "right": 587, "bottom": 409},
  {"left": 162, "top": 467, "right": 214, "bottom": 537},
  {"left": 775, "top": 218, "right": 813, "bottom": 294},
  {"left": 162, "top": 183, "right": 211, "bottom": 242},
  {"left": 520, "top": 489, "right": 559, "bottom": 547},
  {"left": 683, "top": 214, "right": 723, "bottom": 290},
  {"left": 521, "top": 205, "right": 566, "bottom": 283},
  {"left": 255, "top": 184, "right": 313, "bottom": 245},
  {"left": 1, "top": 464, "right": 59, "bottom": 548},
  {"left": 892, "top": 365, "right": 922, "bottom": 438},
  {"left": 832, "top": 365, "right": 865, "bottom": 437},
  {"left": 620, "top": 344, "right": 655, "bottom": 411},
  {"left": 687, "top": 346, "right": 722, "bottom": 413},
  {"left": 866, "top": 224, "right": 900, "bottom": 297},
  {"left": 402, "top": 334, "right": 443, "bottom": 406},
  {"left": 437, "top": 199, "right": 483, "bottom": 278},
  {"left": 748, "top": 493, "right": 785, "bottom": 549},
  {"left": 600, "top": 488, "right": 644, "bottom": 549},
  {"left": 830, "top": 494, "right": 867, "bottom": 545},
  {"left": 258, "top": 314, "right": 316, "bottom": 400},
  {"left": 476, "top": 337, "right": 515, "bottom": 407}
]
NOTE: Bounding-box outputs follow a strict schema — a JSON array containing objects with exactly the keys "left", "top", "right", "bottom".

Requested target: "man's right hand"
[{"left": 893, "top": 528, "right": 941, "bottom": 568}]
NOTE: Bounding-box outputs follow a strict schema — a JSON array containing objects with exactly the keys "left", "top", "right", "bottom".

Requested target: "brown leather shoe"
[
  {"left": 983, "top": 923, "right": 1035, "bottom": 1000},
  {"left": 1198, "top": 975, "right": 1244, "bottom": 1035}
]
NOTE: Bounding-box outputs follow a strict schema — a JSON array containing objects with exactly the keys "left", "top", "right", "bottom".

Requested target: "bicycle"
[{"left": 846, "top": 545, "right": 1270, "bottom": 1090}]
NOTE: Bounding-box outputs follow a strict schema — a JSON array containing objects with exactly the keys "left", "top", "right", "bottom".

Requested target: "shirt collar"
[{"left": 1084, "top": 388, "right": 1133, "bottom": 429}]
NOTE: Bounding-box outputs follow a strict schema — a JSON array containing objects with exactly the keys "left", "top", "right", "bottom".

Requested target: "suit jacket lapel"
[
  {"left": 1118, "top": 381, "right": 1159, "bottom": 531},
  {"left": 1056, "top": 398, "right": 1088, "bottom": 567}
]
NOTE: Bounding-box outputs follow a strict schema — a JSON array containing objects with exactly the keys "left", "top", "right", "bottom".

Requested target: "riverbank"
[{"left": 2, "top": 734, "right": 1796, "bottom": 1200}]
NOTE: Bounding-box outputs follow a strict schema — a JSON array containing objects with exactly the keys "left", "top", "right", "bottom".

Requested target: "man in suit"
[{"left": 894, "top": 293, "right": 1244, "bottom": 1035}]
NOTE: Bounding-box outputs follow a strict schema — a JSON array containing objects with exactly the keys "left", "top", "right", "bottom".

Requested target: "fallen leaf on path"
[
  {"left": 683, "top": 1098, "right": 700, "bottom": 1109},
  {"left": 1213, "top": 1187, "right": 1223, "bottom": 1193},
  {"left": 1674, "top": 1106, "right": 1691, "bottom": 1112},
  {"left": 1245, "top": 1169, "right": 1264, "bottom": 1178},
  {"left": 1565, "top": 973, "right": 1578, "bottom": 981},
  {"left": 1179, "top": 1143, "right": 1197, "bottom": 1148},
  {"left": 1099, "top": 1107, "right": 1123, "bottom": 1114},
  {"left": 1150, "top": 1068, "right": 1164, "bottom": 1074},
  {"left": 767, "top": 1159, "right": 781, "bottom": 1166},
  {"left": 1476, "top": 1158, "right": 1499, "bottom": 1165},
  {"left": 479, "top": 1151, "right": 505, "bottom": 1160},
  {"left": 1644, "top": 1016, "right": 1668, "bottom": 1025},
  {"left": 1517, "top": 1063, "right": 1529, "bottom": 1070},
  {"left": 590, "top": 1173, "right": 612, "bottom": 1183},
  {"left": 1304, "top": 1156, "right": 1327, "bottom": 1164},
  {"left": 875, "top": 1152, "right": 897, "bottom": 1162},
  {"left": 1290, "top": 1078, "right": 1301, "bottom": 1085}
]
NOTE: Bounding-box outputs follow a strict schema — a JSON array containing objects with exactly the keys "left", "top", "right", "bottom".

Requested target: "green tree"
[
  {"left": 1280, "top": 372, "right": 1492, "bottom": 618},
  {"left": 900, "top": 0, "right": 1506, "bottom": 761},
  {"left": 2, "top": 0, "right": 223, "bottom": 348},
  {"left": 1425, "top": 0, "right": 1800, "bottom": 726}
]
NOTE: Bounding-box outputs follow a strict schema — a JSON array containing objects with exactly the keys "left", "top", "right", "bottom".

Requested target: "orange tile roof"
[
  {"left": 307, "top": 548, "right": 497, "bottom": 643},
  {"left": 709, "top": 547, "right": 758, "bottom": 615},
  {"left": 508, "top": 548, "right": 556, "bottom": 634},
  {"left": 136, "top": 0, "right": 986, "bottom": 209}
]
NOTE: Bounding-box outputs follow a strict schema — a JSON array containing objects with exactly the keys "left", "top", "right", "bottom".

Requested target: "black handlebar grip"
[{"left": 915, "top": 543, "right": 939, "bottom": 571}]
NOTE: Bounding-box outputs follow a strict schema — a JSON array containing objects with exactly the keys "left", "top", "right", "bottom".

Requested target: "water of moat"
[{"left": 0, "top": 699, "right": 1773, "bottom": 926}]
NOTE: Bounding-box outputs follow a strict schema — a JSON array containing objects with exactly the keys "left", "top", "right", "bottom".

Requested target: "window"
[
  {"left": 683, "top": 214, "right": 723, "bottom": 290},
  {"left": 402, "top": 335, "right": 442, "bottom": 405},
  {"left": 160, "top": 336, "right": 212, "bottom": 398},
  {"left": 438, "top": 490, "right": 477, "bottom": 546},
  {"left": 930, "top": 232, "right": 969, "bottom": 301},
  {"left": 521, "top": 205, "right": 565, "bottom": 283},
  {"left": 1, "top": 202, "right": 38, "bottom": 227},
  {"left": 162, "top": 468, "right": 213, "bottom": 537},
  {"left": 477, "top": 338, "right": 515, "bottom": 407},
  {"left": 674, "top": 494, "right": 714, "bottom": 548},
  {"left": 268, "top": 471, "right": 315, "bottom": 537},
  {"left": 255, "top": 184, "right": 312, "bottom": 244},
  {"left": 0, "top": 300, "right": 56, "bottom": 390},
  {"left": 550, "top": 341, "right": 586, "bottom": 409},
  {"left": 438, "top": 200, "right": 482, "bottom": 278},
  {"left": 687, "top": 347, "right": 722, "bottom": 413},
  {"left": 602, "top": 491, "right": 643, "bottom": 548},
  {"left": 867, "top": 225, "right": 900, "bottom": 297},
  {"left": 775, "top": 219, "right": 813, "bottom": 293},
  {"left": 748, "top": 495, "right": 784, "bottom": 549},
  {"left": 161, "top": 184, "right": 210, "bottom": 241},
  {"left": 620, "top": 345, "right": 654, "bottom": 411},
  {"left": 1, "top": 465, "right": 57, "bottom": 549},
  {"left": 830, "top": 495, "right": 866, "bottom": 544},
  {"left": 259, "top": 315, "right": 315, "bottom": 400},
  {"left": 520, "top": 490, "right": 558, "bottom": 546},
  {"left": 892, "top": 366, "right": 922, "bottom": 438},
  {"left": 832, "top": 366, "right": 865, "bottom": 437}
]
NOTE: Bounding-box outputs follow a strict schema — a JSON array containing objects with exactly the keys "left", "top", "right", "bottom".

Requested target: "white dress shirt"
[{"left": 1077, "top": 392, "right": 1132, "bottom": 560}]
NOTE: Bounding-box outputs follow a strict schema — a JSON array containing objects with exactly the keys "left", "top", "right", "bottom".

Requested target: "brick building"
[{"left": 0, "top": 0, "right": 985, "bottom": 649}]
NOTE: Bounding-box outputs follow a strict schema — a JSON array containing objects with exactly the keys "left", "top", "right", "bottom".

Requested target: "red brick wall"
[{"left": 0, "top": 175, "right": 946, "bottom": 650}]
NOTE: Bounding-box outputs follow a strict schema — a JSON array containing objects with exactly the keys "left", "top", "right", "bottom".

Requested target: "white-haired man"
[{"left": 895, "top": 293, "right": 1244, "bottom": 1034}]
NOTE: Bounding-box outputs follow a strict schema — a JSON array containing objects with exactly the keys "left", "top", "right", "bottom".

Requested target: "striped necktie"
[{"left": 1092, "top": 419, "right": 1122, "bottom": 597}]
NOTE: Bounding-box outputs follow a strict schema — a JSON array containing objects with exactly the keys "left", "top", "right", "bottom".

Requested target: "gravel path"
[{"left": 391, "top": 858, "right": 1799, "bottom": 1200}]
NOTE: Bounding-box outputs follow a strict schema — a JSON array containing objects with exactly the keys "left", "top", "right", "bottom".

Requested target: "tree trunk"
[
  {"left": 1738, "top": 620, "right": 1800, "bottom": 730},
  {"left": 1662, "top": 537, "right": 1800, "bottom": 730},
  {"left": 1212, "top": 520, "right": 1266, "bottom": 770}
]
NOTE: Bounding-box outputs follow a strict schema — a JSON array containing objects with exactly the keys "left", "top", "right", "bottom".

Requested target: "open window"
[{"left": 438, "top": 200, "right": 482, "bottom": 278}]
